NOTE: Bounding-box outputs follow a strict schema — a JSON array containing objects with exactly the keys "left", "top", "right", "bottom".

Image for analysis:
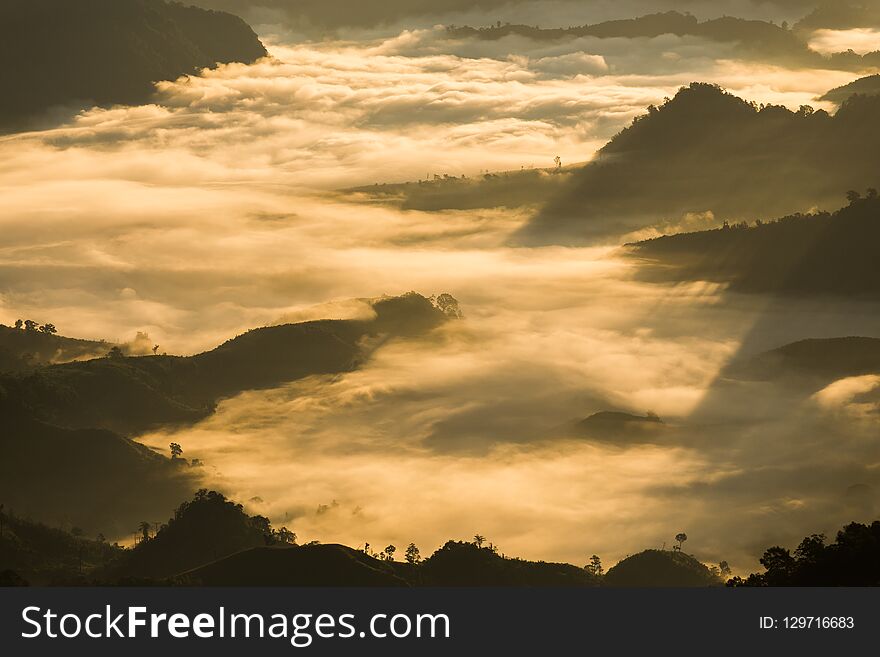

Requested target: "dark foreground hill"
[
  {"left": 626, "top": 194, "right": 880, "bottom": 298},
  {"left": 0, "top": 293, "right": 451, "bottom": 534},
  {"left": 731, "top": 520, "right": 880, "bottom": 586},
  {"left": 146, "top": 538, "right": 600, "bottom": 587},
  {"left": 107, "top": 490, "right": 290, "bottom": 580},
  {"left": 185, "top": 545, "right": 409, "bottom": 586},
  {"left": 515, "top": 83, "right": 880, "bottom": 245},
  {"left": 604, "top": 550, "right": 721, "bottom": 587},
  {"left": 0, "top": 508, "right": 123, "bottom": 586},
  {"left": 0, "top": 0, "right": 267, "bottom": 130},
  {"left": 0, "top": 416, "right": 194, "bottom": 538},
  {"left": 419, "top": 540, "right": 598, "bottom": 586}
]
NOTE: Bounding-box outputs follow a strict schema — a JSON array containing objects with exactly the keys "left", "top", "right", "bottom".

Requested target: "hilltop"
[
  {"left": 516, "top": 84, "right": 880, "bottom": 245},
  {"left": 603, "top": 549, "right": 722, "bottom": 587},
  {"left": 0, "top": 0, "right": 267, "bottom": 130}
]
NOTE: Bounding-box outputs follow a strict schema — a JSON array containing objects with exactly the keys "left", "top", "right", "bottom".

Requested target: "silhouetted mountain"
[
  {"left": 0, "top": 293, "right": 450, "bottom": 536},
  {"left": 730, "top": 520, "right": 880, "bottom": 586},
  {"left": 0, "top": 0, "right": 267, "bottom": 130},
  {"left": 603, "top": 549, "right": 722, "bottom": 587},
  {"left": 346, "top": 168, "right": 571, "bottom": 213},
  {"left": 189, "top": 0, "right": 521, "bottom": 32},
  {"left": 0, "top": 293, "right": 449, "bottom": 435},
  {"left": 627, "top": 194, "right": 880, "bottom": 298},
  {"left": 572, "top": 411, "right": 665, "bottom": 444},
  {"left": 419, "top": 541, "right": 599, "bottom": 586},
  {"left": 0, "top": 508, "right": 123, "bottom": 585},
  {"left": 0, "top": 324, "right": 112, "bottom": 372},
  {"left": 450, "top": 12, "right": 873, "bottom": 70},
  {"left": 794, "top": 2, "right": 880, "bottom": 32},
  {"left": 822, "top": 74, "right": 880, "bottom": 105},
  {"left": 0, "top": 415, "right": 196, "bottom": 536},
  {"left": 515, "top": 84, "right": 880, "bottom": 245},
  {"left": 108, "top": 490, "right": 286, "bottom": 580},
  {"left": 728, "top": 337, "right": 880, "bottom": 384},
  {"left": 184, "top": 544, "right": 408, "bottom": 586}
]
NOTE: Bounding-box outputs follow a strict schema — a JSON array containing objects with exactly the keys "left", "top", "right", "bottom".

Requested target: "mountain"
[
  {"left": 142, "top": 537, "right": 599, "bottom": 586},
  {"left": 184, "top": 545, "right": 409, "bottom": 586},
  {"left": 0, "top": 507, "right": 123, "bottom": 586},
  {"left": 727, "top": 337, "right": 880, "bottom": 384},
  {"left": 516, "top": 83, "right": 880, "bottom": 245},
  {"left": 794, "top": 2, "right": 880, "bottom": 32},
  {"left": 572, "top": 411, "right": 665, "bottom": 444},
  {"left": 0, "top": 0, "right": 267, "bottom": 131},
  {"left": 0, "top": 324, "right": 112, "bottom": 373},
  {"left": 626, "top": 194, "right": 880, "bottom": 298},
  {"left": 0, "top": 293, "right": 450, "bottom": 535},
  {"left": 822, "top": 74, "right": 880, "bottom": 105},
  {"left": 107, "top": 490, "right": 284, "bottom": 580},
  {"left": 449, "top": 11, "right": 873, "bottom": 70},
  {"left": 419, "top": 541, "right": 599, "bottom": 586},
  {"left": 0, "top": 293, "right": 449, "bottom": 435},
  {"left": 603, "top": 549, "right": 722, "bottom": 587},
  {"left": 188, "top": 0, "right": 521, "bottom": 32},
  {"left": 345, "top": 168, "right": 571, "bottom": 213},
  {"left": 0, "top": 415, "right": 197, "bottom": 536}
]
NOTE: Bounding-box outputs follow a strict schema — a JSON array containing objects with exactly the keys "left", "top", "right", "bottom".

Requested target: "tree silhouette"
[
  {"left": 473, "top": 534, "right": 486, "bottom": 548},
  {"left": 107, "top": 346, "right": 124, "bottom": 359},
  {"left": 13, "top": 320, "right": 22, "bottom": 330},
  {"left": 383, "top": 545, "right": 397, "bottom": 561},
  {"left": 138, "top": 521, "right": 151, "bottom": 543},
  {"left": 169, "top": 443, "right": 183, "bottom": 459},
  {"left": 675, "top": 533, "right": 688, "bottom": 551},
  {"left": 846, "top": 189, "right": 862, "bottom": 204},
  {"left": 39, "top": 323, "right": 57, "bottom": 334},
  {"left": 585, "top": 554, "right": 603, "bottom": 576},
  {"left": 405, "top": 543, "right": 421, "bottom": 565},
  {"left": 23, "top": 320, "right": 38, "bottom": 331},
  {"left": 274, "top": 527, "right": 296, "bottom": 545}
]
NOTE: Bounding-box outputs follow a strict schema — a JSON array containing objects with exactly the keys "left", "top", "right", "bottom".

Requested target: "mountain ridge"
[{"left": 0, "top": 0, "right": 268, "bottom": 130}]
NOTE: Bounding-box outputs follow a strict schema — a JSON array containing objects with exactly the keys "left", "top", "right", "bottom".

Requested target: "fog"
[{"left": 2, "top": 25, "right": 877, "bottom": 572}]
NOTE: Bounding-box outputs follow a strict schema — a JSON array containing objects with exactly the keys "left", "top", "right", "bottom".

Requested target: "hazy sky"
[{"left": 2, "top": 17, "right": 878, "bottom": 571}]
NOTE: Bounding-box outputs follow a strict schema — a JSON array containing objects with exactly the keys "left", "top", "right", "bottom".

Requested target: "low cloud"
[{"left": 2, "top": 26, "right": 877, "bottom": 573}]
